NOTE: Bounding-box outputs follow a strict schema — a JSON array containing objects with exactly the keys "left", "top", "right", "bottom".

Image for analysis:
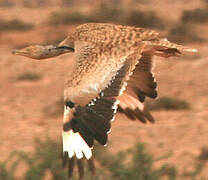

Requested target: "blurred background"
[{"left": 0, "top": 0, "right": 208, "bottom": 179}]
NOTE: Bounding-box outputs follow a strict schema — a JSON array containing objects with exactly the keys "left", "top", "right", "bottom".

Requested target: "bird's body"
[{"left": 13, "top": 23, "right": 197, "bottom": 179}]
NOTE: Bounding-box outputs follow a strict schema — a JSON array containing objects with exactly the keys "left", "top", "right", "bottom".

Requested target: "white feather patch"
[
  {"left": 63, "top": 105, "right": 71, "bottom": 123},
  {"left": 63, "top": 130, "right": 92, "bottom": 159}
]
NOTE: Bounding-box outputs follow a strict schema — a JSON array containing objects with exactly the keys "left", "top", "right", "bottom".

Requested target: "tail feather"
[
  {"left": 62, "top": 151, "right": 68, "bottom": 168},
  {"left": 143, "top": 38, "right": 198, "bottom": 57},
  {"left": 156, "top": 38, "right": 198, "bottom": 53},
  {"left": 87, "top": 158, "right": 96, "bottom": 175},
  {"left": 77, "top": 159, "right": 85, "bottom": 179},
  {"left": 68, "top": 157, "right": 75, "bottom": 178}
]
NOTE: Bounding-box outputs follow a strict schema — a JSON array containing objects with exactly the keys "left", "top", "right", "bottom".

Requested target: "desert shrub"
[
  {"left": 48, "top": 7, "right": 124, "bottom": 26},
  {"left": 0, "top": 0, "right": 14, "bottom": 7},
  {"left": 168, "top": 22, "right": 203, "bottom": 43},
  {"left": 99, "top": 143, "right": 177, "bottom": 180},
  {"left": 146, "top": 96, "right": 190, "bottom": 110},
  {"left": 23, "top": 0, "right": 47, "bottom": 8},
  {"left": 0, "top": 139, "right": 177, "bottom": 180},
  {"left": 168, "top": 8, "right": 206, "bottom": 43},
  {"left": 48, "top": 11, "right": 95, "bottom": 26},
  {"left": 202, "top": 0, "right": 208, "bottom": 6},
  {"left": 48, "top": 7, "right": 164, "bottom": 29},
  {"left": 0, "top": 138, "right": 66, "bottom": 180},
  {"left": 182, "top": 147, "right": 208, "bottom": 179},
  {"left": 131, "top": 0, "right": 151, "bottom": 4},
  {"left": 198, "top": 147, "right": 208, "bottom": 161},
  {"left": 92, "top": 6, "right": 124, "bottom": 23},
  {"left": 181, "top": 8, "right": 208, "bottom": 23},
  {"left": 42, "top": 98, "right": 64, "bottom": 117},
  {"left": 16, "top": 72, "right": 43, "bottom": 81},
  {"left": 61, "top": 0, "right": 75, "bottom": 6},
  {"left": 0, "top": 19, "right": 34, "bottom": 31},
  {"left": 95, "top": 6, "right": 164, "bottom": 28},
  {"left": 124, "top": 10, "right": 164, "bottom": 29},
  {"left": 0, "top": 163, "right": 15, "bottom": 180}
]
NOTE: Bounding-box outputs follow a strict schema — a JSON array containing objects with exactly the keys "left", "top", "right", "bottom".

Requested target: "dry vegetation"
[
  {"left": 168, "top": 22, "right": 203, "bottom": 43},
  {"left": 0, "top": 19, "right": 34, "bottom": 31},
  {"left": 146, "top": 97, "right": 190, "bottom": 111},
  {"left": 42, "top": 98, "right": 64, "bottom": 118},
  {"left": 0, "top": 0, "right": 14, "bottom": 7},
  {"left": 23, "top": 0, "right": 47, "bottom": 8},
  {"left": 167, "top": 7, "right": 208, "bottom": 43},
  {"left": 1, "top": 138, "right": 208, "bottom": 180},
  {"left": 181, "top": 8, "right": 208, "bottom": 23},
  {"left": 48, "top": 6, "right": 163, "bottom": 29},
  {"left": 0, "top": 139, "right": 177, "bottom": 180},
  {"left": 16, "top": 72, "right": 43, "bottom": 81}
]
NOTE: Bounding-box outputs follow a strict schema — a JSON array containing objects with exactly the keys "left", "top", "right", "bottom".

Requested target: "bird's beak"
[
  {"left": 12, "top": 49, "right": 19, "bottom": 55},
  {"left": 12, "top": 45, "right": 74, "bottom": 60},
  {"left": 12, "top": 47, "right": 41, "bottom": 59},
  {"left": 56, "top": 46, "right": 75, "bottom": 52},
  {"left": 12, "top": 49, "right": 27, "bottom": 56}
]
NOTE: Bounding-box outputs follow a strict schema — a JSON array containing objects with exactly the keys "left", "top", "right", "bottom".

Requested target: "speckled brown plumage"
[{"left": 63, "top": 23, "right": 195, "bottom": 106}]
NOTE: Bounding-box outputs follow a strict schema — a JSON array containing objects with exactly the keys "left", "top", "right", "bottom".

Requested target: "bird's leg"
[{"left": 12, "top": 44, "right": 74, "bottom": 60}]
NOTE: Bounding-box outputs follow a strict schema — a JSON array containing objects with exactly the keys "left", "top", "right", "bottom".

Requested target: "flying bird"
[{"left": 13, "top": 23, "right": 197, "bottom": 179}]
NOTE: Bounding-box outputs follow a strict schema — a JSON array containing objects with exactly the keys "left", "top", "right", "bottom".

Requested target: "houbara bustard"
[{"left": 13, "top": 23, "right": 197, "bottom": 179}]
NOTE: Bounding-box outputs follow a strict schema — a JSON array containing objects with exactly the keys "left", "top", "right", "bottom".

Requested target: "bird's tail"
[{"left": 143, "top": 38, "right": 198, "bottom": 58}]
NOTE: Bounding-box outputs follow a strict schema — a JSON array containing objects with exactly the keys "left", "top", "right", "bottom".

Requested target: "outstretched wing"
[
  {"left": 118, "top": 52, "right": 157, "bottom": 123},
  {"left": 64, "top": 45, "right": 140, "bottom": 146},
  {"left": 64, "top": 40, "right": 140, "bottom": 106},
  {"left": 64, "top": 60, "right": 135, "bottom": 145},
  {"left": 118, "top": 37, "right": 198, "bottom": 123},
  {"left": 63, "top": 41, "right": 141, "bottom": 178}
]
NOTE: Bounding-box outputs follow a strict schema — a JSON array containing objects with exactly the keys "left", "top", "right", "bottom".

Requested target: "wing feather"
[
  {"left": 128, "top": 52, "right": 157, "bottom": 101},
  {"left": 64, "top": 42, "right": 136, "bottom": 106},
  {"left": 118, "top": 52, "right": 156, "bottom": 123},
  {"left": 64, "top": 53, "right": 140, "bottom": 147}
]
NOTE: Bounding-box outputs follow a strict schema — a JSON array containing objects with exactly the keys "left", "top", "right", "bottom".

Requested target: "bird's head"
[{"left": 12, "top": 45, "right": 74, "bottom": 60}]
